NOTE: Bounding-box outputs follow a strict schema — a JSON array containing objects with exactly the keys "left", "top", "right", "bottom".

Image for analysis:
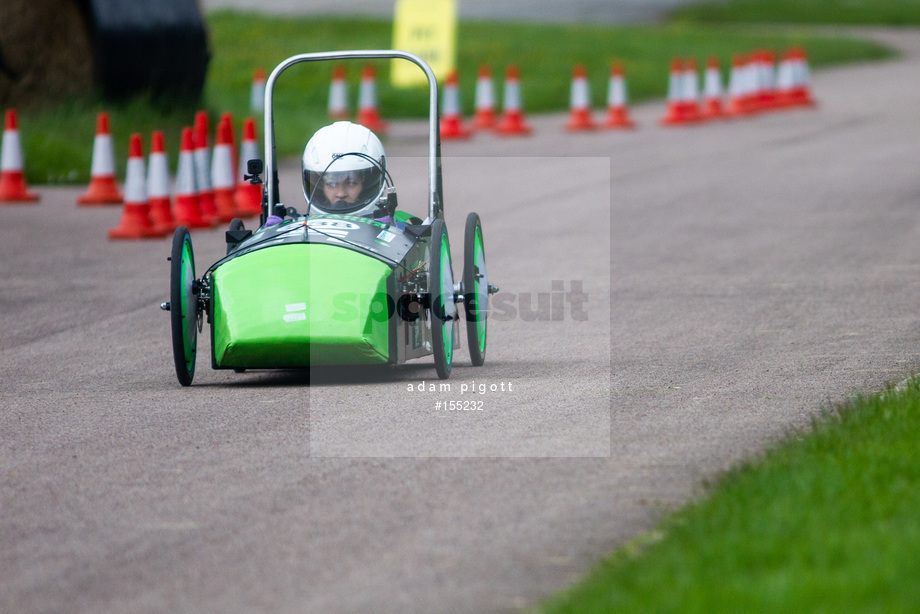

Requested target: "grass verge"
[
  {"left": 670, "top": 0, "right": 920, "bottom": 26},
  {"left": 16, "top": 13, "right": 891, "bottom": 184},
  {"left": 530, "top": 380, "right": 920, "bottom": 613}
]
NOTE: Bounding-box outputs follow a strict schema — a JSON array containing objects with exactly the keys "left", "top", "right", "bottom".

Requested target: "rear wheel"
[
  {"left": 463, "top": 212, "right": 488, "bottom": 366},
  {"left": 429, "top": 219, "right": 455, "bottom": 380},
  {"left": 170, "top": 227, "right": 198, "bottom": 386}
]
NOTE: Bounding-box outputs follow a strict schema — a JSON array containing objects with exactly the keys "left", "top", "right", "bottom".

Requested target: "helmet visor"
[{"left": 304, "top": 154, "right": 385, "bottom": 214}]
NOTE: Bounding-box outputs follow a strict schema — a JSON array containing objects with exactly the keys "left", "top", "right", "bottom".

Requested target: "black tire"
[
  {"left": 429, "top": 219, "right": 455, "bottom": 380},
  {"left": 463, "top": 212, "right": 488, "bottom": 366},
  {"left": 170, "top": 226, "right": 198, "bottom": 386}
]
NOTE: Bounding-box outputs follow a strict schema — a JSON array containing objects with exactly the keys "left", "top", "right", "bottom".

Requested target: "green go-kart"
[{"left": 162, "top": 50, "right": 496, "bottom": 385}]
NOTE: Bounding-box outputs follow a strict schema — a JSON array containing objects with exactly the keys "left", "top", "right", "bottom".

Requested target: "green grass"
[
  {"left": 15, "top": 12, "right": 891, "bottom": 184},
  {"left": 670, "top": 0, "right": 920, "bottom": 26},
  {"left": 530, "top": 381, "right": 920, "bottom": 613}
]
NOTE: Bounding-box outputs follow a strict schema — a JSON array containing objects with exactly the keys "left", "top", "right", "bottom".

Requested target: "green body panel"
[{"left": 212, "top": 244, "right": 393, "bottom": 368}]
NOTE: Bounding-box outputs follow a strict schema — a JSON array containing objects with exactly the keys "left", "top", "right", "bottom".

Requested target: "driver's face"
[{"left": 322, "top": 175, "right": 364, "bottom": 204}]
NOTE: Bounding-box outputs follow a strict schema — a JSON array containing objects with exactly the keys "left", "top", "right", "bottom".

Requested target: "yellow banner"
[{"left": 391, "top": 0, "right": 456, "bottom": 88}]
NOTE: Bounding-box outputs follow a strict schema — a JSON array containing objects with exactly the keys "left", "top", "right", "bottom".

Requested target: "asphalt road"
[{"left": 3, "top": 28, "right": 920, "bottom": 614}]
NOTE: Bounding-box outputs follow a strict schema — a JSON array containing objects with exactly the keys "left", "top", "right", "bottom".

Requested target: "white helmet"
[{"left": 302, "top": 121, "right": 388, "bottom": 217}]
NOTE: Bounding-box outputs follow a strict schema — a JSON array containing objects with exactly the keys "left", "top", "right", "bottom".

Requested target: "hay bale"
[{"left": 0, "top": 0, "right": 94, "bottom": 107}]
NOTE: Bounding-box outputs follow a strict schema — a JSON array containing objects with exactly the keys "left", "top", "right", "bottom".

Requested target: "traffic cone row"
[
  {"left": 440, "top": 64, "right": 534, "bottom": 138},
  {"left": 435, "top": 63, "right": 639, "bottom": 137},
  {"left": 662, "top": 48, "right": 816, "bottom": 125},
  {"left": 3, "top": 48, "right": 819, "bottom": 220},
  {"left": 97, "top": 111, "right": 264, "bottom": 240},
  {"left": 562, "top": 63, "right": 637, "bottom": 131},
  {"left": 323, "top": 64, "right": 389, "bottom": 135},
  {"left": 324, "top": 63, "right": 539, "bottom": 140}
]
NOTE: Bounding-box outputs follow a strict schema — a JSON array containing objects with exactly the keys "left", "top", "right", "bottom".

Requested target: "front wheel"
[
  {"left": 463, "top": 212, "right": 489, "bottom": 366},
  {"left": 170, "top": 226, "right": 198, "bottom": 386},
  {"left": 429, "top": 219, "right": 455, "bottom": 380}
]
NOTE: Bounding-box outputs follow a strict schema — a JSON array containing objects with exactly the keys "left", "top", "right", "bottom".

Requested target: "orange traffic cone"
[
  {"left": 660, "top": 58, "right": 687, "bottom": 126},
  {"left": 440, "top": 70, "right": 471, "bottom": 140},
  {"left": 211, "top": 114, "right": 238, "bottom": 222},
  {"left": 78, "top": 112, "right": 122, "bottom": 205},
  {"left": 147, "top": 131, "right": 177, "bottom": 234},
  {"left": 356, "top": 64, "right": 387, "bottom": 134},
  {"left": 753, "top": 50, "right": 777, "bottom": 111},
  {"left": 700, "top": 56, "right": 726, "bottom": 119},
  {"left": 603, "top": 62, "right": 635, "bottom": 129},
  {"left": 193, "top": 111, "right": 218, "bottom": 223},
  {"left": 235, "top": 117, "right": 263, "bottom": 217},
  {"left": 328, "top": 64, "right": 349, "bottom": 120},
  {"left": 726, "top": 54, "right": 754, "bottom": 117},
  {"left": 472, "top": 64, "right": 496, "bottom": 130},
  {"left": 786, "top": 48, "right": 816, "bottom": 108},
  {"left": 250, "top": 67, "right": 266, "bottom": 113},
  {"left": 775, "top": 49, "right": 796, "bottom": 109},
  {"left": 495, "top": 65, "right": 532, "bottom": 136},
  {"left": 680, "top": 57, "right": 703, "bottom": 123},
  {"left": 108, "top": 134, "right": 166, "bottom": 239},
  {"left": 564, "top": 64, "right": 596, "bottom": 132},
  {"left": 173, "top": 127, "right": 210, "bottom": 229},
  {"left": 0, "top": 109, "right": 39, "bottom": 203}
]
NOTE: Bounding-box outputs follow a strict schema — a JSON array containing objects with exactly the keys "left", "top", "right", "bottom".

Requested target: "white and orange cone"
[
  {"left": 440, "top": 70, "right": 471, "bottom": 140},
  {"left": 680, "top": 57, "right": 703, "bottom": 123},
  {"left": 173, "top": 127, "right": 210, "bottom": 229},
  {"left": 147, "top": 130, "right": 177, "bottom": 234},
  {"left": 108, "top": 134, "right": 165, "bottom": 239},
  {"left": 495, "top": 65, "right": 532, "bottom": 136},
  {"left": 250, "top": 67, "right": 266, "bottom": 113},
  {"left": 754, "top": 50, "right": 778, "bottom": 111},
  {"left": 660, "top": 58, "right": 687, "bottom": 126},
  {"left": 211, "top": 114, "right": 238, "bottom": 222},
  {"left": 78, "top": 112, "right": 122, "bottom": 205},
  {"left": 786, "top": 47, "right": 816, "bottom": 108},
  {"left": 235, "top": 117, "right": 263, "bottom": 218},
  {"left": 328, "top": 64, "right": 349, "bottom": 120},
  {"left": 603, "top": 62, "right": 636, "bottom": 129},
  {"left": 726, "top": 54, "right": 755, "bottom": 117},
  {"left": 356, "top": 64, "right": 387, "bottom": 134},
  {"left": 0, "top": 109, "right": 39, "bottom": 203},
  {"left": 564, "top": 64, "right": 596, "bottom": 132},
  {"left": 193, "top": 111, "right": 218, "bottom": 223},
  {"left": 472, "top": 64, "right": 496, "bottom": 131},
  {"left": 775, "top": 49, "right": 796, "bottom": 109},
  {"left": 701, "top": 56, "right": 725, "bottom": 119}
]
